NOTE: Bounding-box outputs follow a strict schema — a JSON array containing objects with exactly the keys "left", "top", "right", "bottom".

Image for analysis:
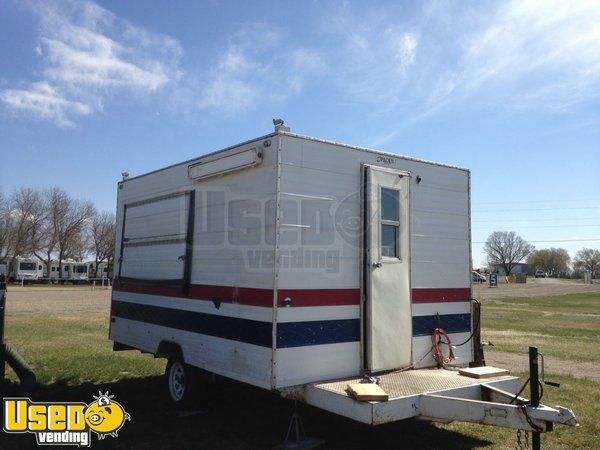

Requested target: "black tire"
[{"left": 165, "top": 356, "right": 201, "bottom": 407}]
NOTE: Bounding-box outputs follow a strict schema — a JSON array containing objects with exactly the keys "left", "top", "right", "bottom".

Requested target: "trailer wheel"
[{"left": 165, "top": 357, "right": 200, "bottom": 407}]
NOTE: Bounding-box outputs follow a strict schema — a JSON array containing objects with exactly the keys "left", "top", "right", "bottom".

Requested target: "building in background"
[{"left": 491, "top": 263, "right": 532, "bottom": 276}]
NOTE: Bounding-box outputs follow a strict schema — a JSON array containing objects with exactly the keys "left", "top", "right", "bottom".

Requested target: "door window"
[{"left": 380, "top": 188, "right": 400, "bottom": 259}]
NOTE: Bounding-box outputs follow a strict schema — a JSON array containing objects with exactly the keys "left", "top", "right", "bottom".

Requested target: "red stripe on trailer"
[
  {"left": 411, "top": 288, "right": 471, "bottom": 303},
  {"left": 113, "top": 279, "right": 273, "bottom": 306},
  {"left": 113, "top": 281, "right": 184, "bottom": 299},
  {"left": 189, "top": 284, "right": 273, "bottom": 306},
  {"left": 113, "top": 279, "right": 360, "bottom": 307},
  {"left": 277, "top": 289, "right": 360, "bottom": 307},
  {"left": 114, "top": 280, "right": 470, "bottom": 306}
]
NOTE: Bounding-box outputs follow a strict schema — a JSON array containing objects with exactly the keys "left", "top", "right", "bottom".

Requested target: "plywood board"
[
  {"left": 347, "top": 383, "right": 389, "bottom": 401},
  {"left": 459, "top": 366, "right": 510, "bottom": 379}
]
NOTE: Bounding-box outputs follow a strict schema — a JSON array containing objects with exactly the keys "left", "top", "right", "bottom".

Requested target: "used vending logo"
[{"left": 3, "top": 391, "right": 130, "bottom": 447}]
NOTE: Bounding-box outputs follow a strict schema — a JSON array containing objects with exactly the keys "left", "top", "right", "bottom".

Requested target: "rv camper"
[
  {"left": 67, "top": 261, "right": 89, "bottom": 284},
  {"left": 10, "top": 257, "right": 43, "bottom": 283},
  {"left": 47, "top": 260, "right": 90, "bottom": 284},
  {"left": 88, "top": 261, "right": 113, "bottom": 280},
  {"left": 109, "top": 123, "right": 576, "bottom": 437}
]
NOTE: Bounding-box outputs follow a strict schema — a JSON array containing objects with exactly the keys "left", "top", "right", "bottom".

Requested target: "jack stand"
[
  {"left": 529, "top": 347, "right": 541, "bottom": 450},
  {"left": 273, "top": 401, "right": 324, "bottom": 450}
]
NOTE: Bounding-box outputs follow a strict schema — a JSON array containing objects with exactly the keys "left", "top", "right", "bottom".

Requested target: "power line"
[
  {"left": 473, "top": 238, "right": 600, "bottom": 244},
  {"left": 473, "top": 224, "right": 600, "bottom": 230},
  {"left": 473, "top": 217, "right": 599, "bottom": 223},
  {"left": 473, "top": 206, "right": 600, "bottom": 213},
  {"left": 473, "top": 198, "right": 600, "bottom": 206}
]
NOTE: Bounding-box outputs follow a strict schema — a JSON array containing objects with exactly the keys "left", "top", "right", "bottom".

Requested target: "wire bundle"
[{"left": 431, "top": 327, "right": 455, "bottom": 367}]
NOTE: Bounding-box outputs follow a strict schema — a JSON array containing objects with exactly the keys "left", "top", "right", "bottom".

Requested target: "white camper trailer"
[
  {"left": 47, "top": 260, "right": 90, "bottom": 283},
  {"left": 68, "top": 262, "right": 89, "bottom": 283},
  {"left": 88, "top": 261, "right": 113, "bottom": 280},
  {"left": 10, "top": 257, "right": 43, "bottom": 282},
  {"left": 109, "top": 124, "right": 575, "bottom": 436}
]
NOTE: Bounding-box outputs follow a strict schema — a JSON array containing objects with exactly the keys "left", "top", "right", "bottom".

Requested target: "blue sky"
[{"left": 0, "top": 0, "right": 599, "bottom": 266}]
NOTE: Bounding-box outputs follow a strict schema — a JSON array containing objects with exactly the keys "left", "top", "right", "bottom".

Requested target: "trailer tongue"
[{"left": 283, "top": 347, "right": 577, "bottom": 449}]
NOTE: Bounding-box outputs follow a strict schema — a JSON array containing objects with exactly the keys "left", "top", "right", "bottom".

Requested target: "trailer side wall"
[
  {"left": 110, "top": 136, "right": 279, "bottom": 389},
  {"left": 274, "top": 135, "right": 472, "bottom": 387}
]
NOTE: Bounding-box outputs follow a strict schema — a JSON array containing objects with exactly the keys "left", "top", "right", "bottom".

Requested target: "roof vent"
[{"left": 273, "top": 118, "right": 290, "bottom": 133}]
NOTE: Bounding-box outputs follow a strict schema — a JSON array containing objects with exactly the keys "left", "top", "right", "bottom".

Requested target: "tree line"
[
  {"left": 484, "top": 231, "right": 600, "bottom": 278},
  {"left": 0, "top": 187, "right": 115, "bottom": 278}
]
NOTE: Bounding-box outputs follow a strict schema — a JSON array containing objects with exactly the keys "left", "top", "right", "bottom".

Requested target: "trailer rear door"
[{"left": 364, "top": 165, "right": 411, "bottom": 372}]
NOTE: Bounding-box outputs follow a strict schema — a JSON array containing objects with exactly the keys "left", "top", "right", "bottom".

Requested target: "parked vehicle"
[
  {"left": 47, "top": 260, "right": 90, "bottom": 284},
  {"left": 472, "top": 271, "right": 487, "bottom": 283},
  {"left": 535, "top": 269, "right": 546, "bottom": 278},
  {"left": 109, "top": 123, "right": 576, "bottom": 434},
  {"left": 10, "top": 257, "right": 43, "bottom": 283},
  {"left": 87, "top": 261, "right": 113, "bottom": 279}
]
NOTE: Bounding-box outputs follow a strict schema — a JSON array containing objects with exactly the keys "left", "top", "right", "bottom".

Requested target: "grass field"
[{"left": 2, "top": 292, "right": 598, "bottom": 449}]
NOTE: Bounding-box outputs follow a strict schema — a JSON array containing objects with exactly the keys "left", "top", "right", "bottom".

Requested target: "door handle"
[{"left": 372, "top": 262, "right": 382, "bottom": 268}]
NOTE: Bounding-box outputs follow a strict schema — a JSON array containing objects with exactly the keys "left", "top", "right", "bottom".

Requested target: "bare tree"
[
  {"left": 5, "top": 188, "right": 46, "bottom": 270},
  {"left": 89, "top": 212, "right": 116, "bottom": 277},
  {"left": 573, "top": 248, "right": 600, "bottom": 281},
  {"left": 0, "top": 192, "right": 12, "bottom": 260},
  {"left": 527, "top": 248, "right": 570, "bottom": 278},
  {"left": 45, "top": 188, "right": 95, "bottom": 280},
  {"left": 484, "top": 231, "right": 534, "bottom": 275},
  {"left": 66, "top": 232, "right": 90, "bottom": 262},
  {"left": 34, "top": 188, "right": 62, "bottom": 277}
]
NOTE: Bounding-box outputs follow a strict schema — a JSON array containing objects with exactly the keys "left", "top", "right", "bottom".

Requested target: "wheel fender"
[{"left": 156, "top": 341, "right": 184, "bottom": 362}]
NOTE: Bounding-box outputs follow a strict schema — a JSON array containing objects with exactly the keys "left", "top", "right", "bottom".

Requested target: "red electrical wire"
[{"left": 431, "top": 327, "right": 455, "bottom": 367}]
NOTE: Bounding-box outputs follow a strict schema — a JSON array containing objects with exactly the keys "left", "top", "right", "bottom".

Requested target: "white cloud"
[
  {"left": 322, "top": 0, "right": 600, "bottom": 120},
  {"left": 0, "top": 82, "right": 91, "bottom": 127},
  {"left": 195, "top": 24, "right": 325, "bottom": 114},
  {"left": 0, "top": 0, "right": 181, "bottom": 126},
  {"left": 423, "top": 0, "right": 600, "bottom": 115},
  {"left": 4, "top": 0, "right": 597, "bottom": 127},
  {"left": 321, "top": 11, "right": 419, "bottom": 107}
]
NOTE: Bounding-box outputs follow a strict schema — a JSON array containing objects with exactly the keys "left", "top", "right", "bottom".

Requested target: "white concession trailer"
[{"left": 109, "top": 123, "right": 575, "bottom": 442}]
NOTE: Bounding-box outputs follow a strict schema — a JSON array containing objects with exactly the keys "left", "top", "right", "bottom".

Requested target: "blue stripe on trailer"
[
  {"left": 112, "top": 301, "right": 361, "bottom": 348},
  {"left": 113, "top": 300, "right": 272, "bottom": 348},
  {"left": 112, "top": 301, "right": 470, "bottom": 347},
  {"left": 277, "top": 319, "right": 361, "bottom": 348},
  {"left": 412, "top": 313, "right": 471, "bottom": 337}
]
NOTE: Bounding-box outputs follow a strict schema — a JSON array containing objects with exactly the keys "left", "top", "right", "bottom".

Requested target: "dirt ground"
[
  {"left": 485, "top": 349, "right": 600, "bottom": 382},
  {"left": 4, "top": 285, "right": 111, "bottom": 315},
  {"left": 474, "top": 276, "right": 600, "bottom": 299}
]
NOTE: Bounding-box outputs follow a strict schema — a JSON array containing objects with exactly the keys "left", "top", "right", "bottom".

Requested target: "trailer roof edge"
[
  {"left": 119, "top": 130, "right": 469, "bottom": 185},
  {"left": 280, "top": 131, "right": 470, "bottom": 173}
]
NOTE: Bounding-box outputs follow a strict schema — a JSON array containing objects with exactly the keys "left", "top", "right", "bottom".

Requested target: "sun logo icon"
[{"left": 84, "top": 392, "right": 131, "bottom": 439}]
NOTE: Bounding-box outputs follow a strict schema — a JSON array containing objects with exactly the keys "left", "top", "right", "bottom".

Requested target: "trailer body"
[
  {"left": 109, "top": 127, "right": 576, "bottom": 432},
  {"left": 10, "top": 257, "right": 43, "bottom": 282},
  {"left": 110, "top": 129, "right": 472, "bottom": 388},
  {"left": 47, "top": 260, "right": 90, "bottom": 283},
  {"left": 87, "top": 261, "right": 113, "bottom": 279}
]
